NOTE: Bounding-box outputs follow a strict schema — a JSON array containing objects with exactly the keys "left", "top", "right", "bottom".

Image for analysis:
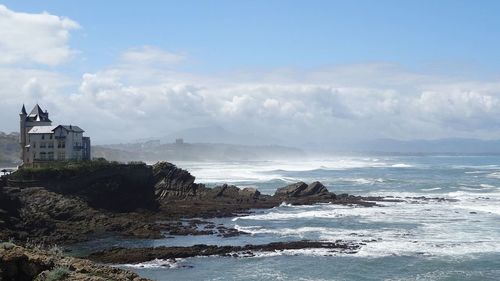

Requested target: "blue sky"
[
  {"left": 3, "top": 0, "right": 500, "bottom": 74},
  {"left": 1, "top": 1, "right": 500, "bottom": 145}
]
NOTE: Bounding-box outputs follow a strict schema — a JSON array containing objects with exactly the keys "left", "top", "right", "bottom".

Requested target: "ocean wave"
[
  {"left": 391, "top": 163, "right": 413, "bottom": 168},
  {"left": 355, "top": 240, "right": 500, "bottom": 258},
  {"left": 465, "top": 171, "right": 489, "bottom": 174},
  {"left": 486, "top": 172, "right": 500, "bottom": 179},
  {"left": 238, "top": 248, "right": 350, "bottom": 258},
  {"left": 420, "top": 187, "right": 442, "bottom": 191},
  {"left": 119, "top": 258, "right": 183, "bottom": 269}
]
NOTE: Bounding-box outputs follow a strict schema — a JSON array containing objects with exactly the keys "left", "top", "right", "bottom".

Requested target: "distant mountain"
[{"left": 0, "top": 132, "right": 20, "bottom": 166}]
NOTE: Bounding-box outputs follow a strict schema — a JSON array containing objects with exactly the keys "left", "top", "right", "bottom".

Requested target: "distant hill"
[
  {"left": 0, "top": 132, "right": 20, "bottom": 166},
  {"left": 93, "top": 141, "right": 305, "bottom": 162}
]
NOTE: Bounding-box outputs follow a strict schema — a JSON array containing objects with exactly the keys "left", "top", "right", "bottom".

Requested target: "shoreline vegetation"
[{"left": 0, "top": 159, "right": 439, "bottom": 280}]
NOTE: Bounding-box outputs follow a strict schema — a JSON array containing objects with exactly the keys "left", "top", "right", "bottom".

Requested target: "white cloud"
[
  {"left": 0, "top": 5, "right": 80, "bottom": 66},
  {"left": 120, "top": 46, "right": 185, "bottom": 66},
  {"left": 2, "top": 37, "right": 500, "bottom": 144}
]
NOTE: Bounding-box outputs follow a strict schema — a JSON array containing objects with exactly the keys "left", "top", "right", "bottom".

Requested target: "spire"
[
  {"left": 29, "top": 104, "right": 44, "bottom": 116},
  {"left": 20, "top": 104, "right": 27, "bottom": 115}
]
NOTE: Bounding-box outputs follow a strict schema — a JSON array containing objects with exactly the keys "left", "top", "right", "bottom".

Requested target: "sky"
[{"left": 1, "top": 1, "right": 500, "bottom": 146}]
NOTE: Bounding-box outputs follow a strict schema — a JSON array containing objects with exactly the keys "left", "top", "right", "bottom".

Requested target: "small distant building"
[
  {"left": 19, "top": 104, "right": 91, "bottom": 167},
  {"left": 175, "top": 138, "right": 184, "bottom": 145}
]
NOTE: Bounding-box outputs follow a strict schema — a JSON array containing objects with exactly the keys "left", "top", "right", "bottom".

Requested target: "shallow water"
[{"left": 91, "top": 156, "right": 500, "bottom": 280}]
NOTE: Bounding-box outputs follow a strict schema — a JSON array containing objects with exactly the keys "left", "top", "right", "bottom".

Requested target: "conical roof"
[
  {"left": 20, "top": 104, "right": 27, "bottom": 115},
  {"left": 26, "top": 104, "right": 51, "bottom": 122}
]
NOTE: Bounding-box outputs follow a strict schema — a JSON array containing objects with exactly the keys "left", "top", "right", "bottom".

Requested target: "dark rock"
[
  {"left": 300, "top": 181, "right": 329, "bottom": 196},
  {"left": 210, "top": 184, "right": 241, "bottom": 199},
  {"left": 274, "top": 182, "right": 308, "bottom": 197},
  {"left": 239, "top": 187, "right": 260, "bottom": 198},
  {"left": 274, "top": 181, "right": 331, "bottom": 198},
  {"left": 0, "top": 244, "right": 152, "bottom": 281},
  {"left": 8, "top": 162, "right": 156, "bottom": 212},
  {"left": 153, "top": 162, "right": 202, "bottom": 200},
  {"left": 87, "top": 240, "right": 361, "bottom": 264}
]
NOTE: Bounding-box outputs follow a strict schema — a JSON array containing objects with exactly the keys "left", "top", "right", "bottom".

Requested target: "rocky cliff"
[
  {"left": 9, "top": 161, "right": 156, "bottom": 212},
  {"left": 0, "top": 242, "right": 151, "bottom": 281}
]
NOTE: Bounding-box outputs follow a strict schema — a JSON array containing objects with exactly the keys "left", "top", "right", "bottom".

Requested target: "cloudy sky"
[{"left": 1, "top": 1, "right": 500, "bottom": 146}]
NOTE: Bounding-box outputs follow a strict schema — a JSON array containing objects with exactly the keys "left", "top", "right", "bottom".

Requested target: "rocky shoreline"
[
  {"left": 0, "top": 161, "right": 389, "bottom": 245},
  {"left": 0, "top": 160, "right": 406, "bottom": 280}
]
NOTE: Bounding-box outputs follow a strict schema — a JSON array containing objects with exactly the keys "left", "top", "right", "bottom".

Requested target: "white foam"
[
  {"left": 119, "top": 258, "right": 182, "bottom": 269},
  {"left": 486, "top": 172, "right": 500, "bottom": 179},
  {"left": 391, "top": 163, "right": 413, "bottom": 168},
  {"left": 420, "top": 187, "right": 442, "bottom": 191},
  {"left": 241, "top": 248, "right": 349, "bottom": 258},
  {"left": 346, "top": 178, "right": 386, "bottom": 185},
  {"left": 465, "top": 171, "right": 489, "bottom": 174},
  {"left": 279, "top": 202, "right": 293, "bottom": 207}
]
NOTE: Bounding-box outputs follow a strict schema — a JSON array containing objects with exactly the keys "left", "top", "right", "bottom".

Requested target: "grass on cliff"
[
  {"left": 44, "top": 267, "right": 71, "bottom": 281},
  {"left": 10, "top": 158, "right": 147, "bottom": 181}
]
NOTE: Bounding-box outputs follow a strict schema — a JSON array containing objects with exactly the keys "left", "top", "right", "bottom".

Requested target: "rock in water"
[
  {"left": 274, "top": 182, "right": 308, "bottom": 197},
  {"left": 239, "top": 187, "right": 261, "bottom": 198},
  {"left": 274, "top": 181, "right": 331, "bottom": 198},
  {"left": 301, "top": 181, "right": 329, "bottom": 196}
]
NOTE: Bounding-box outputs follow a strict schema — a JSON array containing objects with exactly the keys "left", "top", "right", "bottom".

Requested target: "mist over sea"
[{"left": 92, "top": 156, "right": 499, "bottom": 280}]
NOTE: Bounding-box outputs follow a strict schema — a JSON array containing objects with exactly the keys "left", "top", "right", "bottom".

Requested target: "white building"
[{"left": 20, "top": 104, "right": 91, "bottom": 166}]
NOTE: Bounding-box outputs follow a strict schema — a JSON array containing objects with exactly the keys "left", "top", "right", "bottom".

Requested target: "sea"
[{"left": 78, "top": 155, "right": 500, "bottom": 280}]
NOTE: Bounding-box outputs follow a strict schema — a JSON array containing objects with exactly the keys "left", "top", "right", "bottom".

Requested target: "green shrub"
[
  {"left": 45, "top": 267, "right": 70, "bottom": 281},
  {"left": 0, "top": 242, "right": 16, "bottom": 250},
  {"left": 11, "top": 159, "right": 125, "bottom": 180}
]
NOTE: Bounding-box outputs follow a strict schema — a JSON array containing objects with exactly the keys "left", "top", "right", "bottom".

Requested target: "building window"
[
  {"left": 58, "top": 140, "right": 65, "bottom": 148},
  {"left": 49, "top": 135, "right": 53, "bottom": 140},
  {"left": 48, "top": 142, "right": 54, "bottom": 148},
  {"left": 58, "top": 151, "right": 65, "bottom": 160},
  {"left": 33, "top": 142, "right": 36, "bottom": 148},
  {"left": 40, "top": 142, "right": 46, "bottom": 148},
  {"left": 42, "top": 134, "right": 45, "bottom": 140},
  {"left": 48, "top": 152, "right": 54, "bottom": 160},
  {"left": 40, "top": 152, "right": 47, "bottom": 160}
]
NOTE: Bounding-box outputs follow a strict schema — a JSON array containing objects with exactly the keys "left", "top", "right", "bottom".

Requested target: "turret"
[{"left": 20, "top": 104, "right": 27, "bottom": 161}]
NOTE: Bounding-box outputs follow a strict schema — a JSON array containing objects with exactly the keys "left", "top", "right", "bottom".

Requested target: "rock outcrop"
[
  {"left": 274, "top": 181, "right": 330, "bottom": 198},
  {"left": 203, "top": 184, "right": 261, "bottom": 201},
  {"left": 153, "top": 162, "right": 203, "bottom": 200},
  {"left": 0, "top": 242, "right": 151, "bottom": 281}
]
